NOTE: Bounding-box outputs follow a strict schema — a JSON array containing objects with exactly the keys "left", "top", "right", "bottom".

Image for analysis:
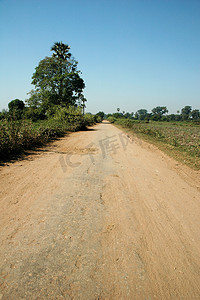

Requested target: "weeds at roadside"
[{"left": 0, "top": 114, "right": 97, "bottom": 162}]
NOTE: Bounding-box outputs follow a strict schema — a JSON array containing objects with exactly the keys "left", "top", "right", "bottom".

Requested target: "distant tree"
[
  {"left": 175, "top": 114, "right": 182, "bottom": 121},
  {"left": 124, "top": 112, "right": 131, "bottom": 119},
  {"left": 8, "top": 99, "right": 24, "bottom": 111},
  {"left": 113, "top": 112, "right": 123, "bottom": 118},
  {"left": 181, "top": 106, "right": 192, "bottom": 120},
  {"left": 117, "top": 108, "right": 120, "bottom": 112},
  {"left": 106, "top": 113, "right": 112, "bottom": 119},
  {"left": 96, "top": 111, "right": 105, "bottom": 120},
  {"left": 123, "top": 112, "right": 134, "bottom": 119},
  {"left": 151, "top": 106, "right": 168, "bottom": 120},
  {"left": 190, "top": 109, "right": 200, "bottom": 120},
  {"left": 136, "top": 109, "right": 148, "bottom": 120},
  {"left": 167, "top": 114, "right": 176, "bottom": 121},
  {"left": 8, "top": 99, "right": 25, "bottom": 119},
  {"left": 146, "top": 113, "right": 152, "bottom": 121}
]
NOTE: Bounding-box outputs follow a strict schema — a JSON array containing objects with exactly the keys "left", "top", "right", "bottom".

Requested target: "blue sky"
[{"left": 0, "top": 0, "right": 199, "bottom": 114}]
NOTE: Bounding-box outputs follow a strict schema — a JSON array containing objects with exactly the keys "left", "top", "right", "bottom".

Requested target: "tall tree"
[{"left": 30, "top": 42, "right": 85, "bottom": 109}]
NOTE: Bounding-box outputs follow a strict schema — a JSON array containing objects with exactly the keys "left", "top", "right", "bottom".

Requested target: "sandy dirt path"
[{"left": 0, "top": 121, "right": 200, "bottom": 299}]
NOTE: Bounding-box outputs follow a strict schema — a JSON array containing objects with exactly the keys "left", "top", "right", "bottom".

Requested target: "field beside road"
[{"left": 113, "top": 119, "right": 200, "bottom": 170}]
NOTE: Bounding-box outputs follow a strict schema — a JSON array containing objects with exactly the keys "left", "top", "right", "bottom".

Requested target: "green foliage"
[
  {"left": 181, "top": 106, "right": 192, "bottom": 120},
  {"left": 30, "top": 42, "right": 85, "bottom": 110},
  {"left": 0, "top": 109, "right": 9, "bottom": 120},
  {"left": 8, "top": 99, "right": 25, "bottom": 111},
  {"left": 52, "top": 106, "right": 85, "bottom": 131},
  {"left": 25, "top": 89, "right": 43, "bottom": 108},
  {"left": 83, "top": 113, "right": 97, "bottom": 126},
  {"left": 78, "top": 94, "right": 87, "bottom": 115},
  {"left": 31, "top": 56, "right": 84, "bottom": 107},
  {"left": 190, "top": 109, "right": 200, "bottom": 120},
  {"left": 112, "top": 112, "right": 123, "bottom": 118},
  {"left": 24, "top": 106, "right": 46, "bottom": 121},
  {"left": 152, "top": 106, "right": 168, "bottom": 120},
  {"left": 123, "top": 112, "right": 134, "bottom": 119},
  {"left": 95, "top": 115, "right": 102, "bottom": 123},
  {"left": 51, "top": 41, "right": 71, "bottom": 60},
  {"left": 135, "top": 109, "right": 148, "bottom": 120},
  {"left": 106, "top": 105, "right": 200, "bottom": 122},
  {"left": 107, "top": 116, "right": 117, "bottom": 123},
  {"left": 0, "top": 120, "right": 45, "bottom": 160},
  {"left": 95, "top": 111, "right": 105, "bottom": 121},
  {"left": 0, "top": 42, "right": 93, "bottom": 161},
  {"left": 0, "top": 105, "right": 99, "bottom": 161},
  {"left": 8, "top": 99, "right": 25, "bottom": 120}
]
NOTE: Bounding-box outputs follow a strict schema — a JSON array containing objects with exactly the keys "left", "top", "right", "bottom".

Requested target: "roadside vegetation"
[
  {"left": 0, "top": 110, "right": 102, "bottom": 161},
  {"left": 107, "top": 107, "right": 200, "bottom": 170},
  {"left": 0, "top": 42, "right": 103, "bottom": 161}
]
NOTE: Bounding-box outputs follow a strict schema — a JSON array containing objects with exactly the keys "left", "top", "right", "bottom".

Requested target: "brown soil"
[{"left": 0, "top": 121, "right": 200, "bottom": 299}]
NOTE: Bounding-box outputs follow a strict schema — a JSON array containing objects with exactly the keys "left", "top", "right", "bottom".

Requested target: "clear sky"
[{"left": 0, "top": 0, "right": 200, "bottom": 114}]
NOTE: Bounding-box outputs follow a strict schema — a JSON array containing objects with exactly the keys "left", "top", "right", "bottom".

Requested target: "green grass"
[{"left": 114, "top": 119, "right": 200, "bottom": 170}]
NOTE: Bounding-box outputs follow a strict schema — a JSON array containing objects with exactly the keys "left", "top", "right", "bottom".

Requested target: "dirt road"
[{"left": 0, "top": 121, "right": 200, "bottom": 299}]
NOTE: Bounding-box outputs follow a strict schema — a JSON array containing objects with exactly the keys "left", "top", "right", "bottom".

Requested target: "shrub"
[
  {"left": 0, "top": 106, "right": 98, "bottom": 161},
  {"left": 107, "top": 116, "right": 117, "bottom": 123},
  {"left": 83, "top": 113, "right": 96, "bottom": 126}
]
